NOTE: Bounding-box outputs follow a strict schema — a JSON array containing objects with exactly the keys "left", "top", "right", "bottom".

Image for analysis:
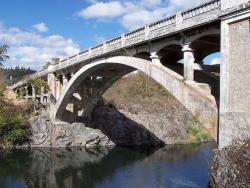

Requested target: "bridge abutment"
[{"left": 219, "top": 1, "right": 250, "bottom": 148}]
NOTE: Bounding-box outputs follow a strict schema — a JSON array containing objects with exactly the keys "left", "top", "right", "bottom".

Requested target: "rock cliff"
[{"left": 209, "top": 140, "right": 250, "bottom": 188}]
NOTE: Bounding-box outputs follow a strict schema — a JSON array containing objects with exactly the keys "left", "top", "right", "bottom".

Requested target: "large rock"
[
  {"left": 209, "top": 140, "right": 250, "bottom": 187},
  {"left": 118, "top": 100, "right": 198, "bottom": 144},
  {"left": 29, "top": 115, "right": 114, "bottom": 147}
]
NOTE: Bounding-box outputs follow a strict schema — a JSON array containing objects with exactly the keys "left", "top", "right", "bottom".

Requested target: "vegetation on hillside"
[
  {"left": 103, "top": 71, "right": 213, "bottom": 144},
  {"left": 0, "top": 67, "right": 36, "bottom": 85},
  {"left": 16, "top": 78, "right": 50, "bottom": 99},
  {"left": 104, "top": 71, "right": 174, "bottom": 108},
  {"left": 0, "top": 81, "right": 31, "bottom": 148},
  {"left": 0, "top": 44, "right": 31, "bottom": 148}
]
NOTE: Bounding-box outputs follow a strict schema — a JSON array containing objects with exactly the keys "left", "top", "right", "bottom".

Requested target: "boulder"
[{"left": 209, "top": 140, "right": 250, "bottom": 188}]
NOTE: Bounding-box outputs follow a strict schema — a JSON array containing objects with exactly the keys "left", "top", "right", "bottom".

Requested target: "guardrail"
[{"left": 182, "top": 0, "right": 220, "bottom": 20}]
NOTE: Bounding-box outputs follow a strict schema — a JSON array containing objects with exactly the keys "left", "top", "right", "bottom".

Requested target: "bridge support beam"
[
  {"left": 219, "top": 1, "right": 250, "bottom": 148},
  {"left": 32, "top": 86, "right": 36, "bottom": 101},
  {"left": 182, "top": 44, "right": 194, "bottom": 81},
  {"left": 25, "top": 86, "right": 28, "bottom": 100},
  {"left": 62, "top": 74, "right": 68, "bottom": 90},
  {"left": 55, "top": 76, "right": 61, "bottom": 101},
  {"left": 47, "top": 66, "right": 57, "bottom": 121},
  {"left": 40, "top": 87, "right": 44, "bottom": 104}
]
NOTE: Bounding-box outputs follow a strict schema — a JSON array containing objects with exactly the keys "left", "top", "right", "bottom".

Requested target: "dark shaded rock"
[
  {"left": 91, "top": 106, "right": 164, "bottom": 146},
  {"left": 209, "top": 140, "right": 250, "bottom": 188}
]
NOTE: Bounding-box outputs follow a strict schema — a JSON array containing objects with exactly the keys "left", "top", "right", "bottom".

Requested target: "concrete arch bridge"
[{"left": 11, "top": 0, "right": 250, "bottom": 148}]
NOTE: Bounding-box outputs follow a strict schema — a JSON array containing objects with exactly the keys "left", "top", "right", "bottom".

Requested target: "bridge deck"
[{"left": 11, "top": 0, "right": 221, "bottom": 89}]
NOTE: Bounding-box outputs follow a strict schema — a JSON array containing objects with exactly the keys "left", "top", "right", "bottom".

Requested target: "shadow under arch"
[
  {"left": 190, "top": 34, "right": 220, "bottom": 63},
  {"left": 133, "top": 51, "right": 151, "bottom": 61}
]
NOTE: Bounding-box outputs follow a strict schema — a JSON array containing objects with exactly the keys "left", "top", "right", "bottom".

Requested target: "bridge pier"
[
  {"left": 219, "top": 0, "right": 250, "bottom": 148},
  {"left": 182, "top": 44, "right": 195, "bottom": 81},
  {"left": 62, "top": 74, "right": 68, "bottom": 90},
  {"left": 55, "top": 76, "right": 61, "bottom": 101},
  {"left": 47, "top": 65, "right": 57, "bottom": 121}
]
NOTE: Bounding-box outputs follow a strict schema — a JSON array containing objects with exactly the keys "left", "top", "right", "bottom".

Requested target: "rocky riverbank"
[
  {"left": 27, "top": 100, "right": 212, "bottom": 147},
  {"left": 28, "top": 105, "right": 163, "bottom": 147},
  {"left": 209, "top": 140, "right": 250, "bottom": 187}
]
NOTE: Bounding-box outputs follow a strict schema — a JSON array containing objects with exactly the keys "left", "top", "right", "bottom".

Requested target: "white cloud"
[
  {"left": 32, "top": 22, "right": 49, "bottom": 33},
  {"left": 77, "top": 0, "right": 208, "bottom": 30},
  {"left": 77, "top": 1, "right": 125, "bottom": 18},
  {"left": 0, "top": 23, "right": 80, "bottom": 70},
  {"left": 210, "top": 58, "right": 221, "bottom": 65},
  {"left": 121, "top": 8, "right": 168, "bottom": 30}
]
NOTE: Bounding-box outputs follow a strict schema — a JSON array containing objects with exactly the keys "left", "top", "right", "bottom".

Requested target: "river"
[{"left": 0, "top": 143, "right": 216, "bottom": 188}]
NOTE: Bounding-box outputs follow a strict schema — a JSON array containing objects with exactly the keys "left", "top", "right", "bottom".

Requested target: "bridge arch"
[
  {"left": 157, "top": 44, "right": 184, "bottom": 77},
  {"left": 190, "top": 34, "right": 220, "bottom": 64},
  {"left": 190, "top": 34, "right": 221, "bottom": 102},
  {"left": 55, "top": 56, "right": 218, "bottom": 137}
]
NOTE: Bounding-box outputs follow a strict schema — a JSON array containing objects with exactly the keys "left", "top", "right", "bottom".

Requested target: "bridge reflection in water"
[{"left": 0, "top": 143, "right": 216, "bottom": 188}]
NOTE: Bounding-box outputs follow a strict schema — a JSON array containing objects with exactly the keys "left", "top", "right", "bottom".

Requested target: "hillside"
[
  {"left": 0, "top": 67, "right": 36, "bottom": 85},
  {"left": 95, "top": 71, "right": 214, "bottom": 144}
]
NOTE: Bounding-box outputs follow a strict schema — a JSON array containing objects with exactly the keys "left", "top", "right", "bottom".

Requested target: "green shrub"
[
  {"left": 0, "top": 98, "right": 27, "bottom": 146},
  {"left": 0, "top": 81, "right": 7, "bottom": 97}
]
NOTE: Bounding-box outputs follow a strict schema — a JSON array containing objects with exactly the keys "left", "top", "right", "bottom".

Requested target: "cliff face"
[{"left": 209, "top": 140, "right": 250, "bottom": 188}]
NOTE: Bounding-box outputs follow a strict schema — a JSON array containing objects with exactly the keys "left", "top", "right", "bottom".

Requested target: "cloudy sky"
[{"left": 0, "top": 0, "right": 220, "bottom": 70}]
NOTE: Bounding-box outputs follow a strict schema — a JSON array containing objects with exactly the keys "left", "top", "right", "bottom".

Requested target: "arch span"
[{"left": 55, "top": 56, "right": 218, "bottom": 138}]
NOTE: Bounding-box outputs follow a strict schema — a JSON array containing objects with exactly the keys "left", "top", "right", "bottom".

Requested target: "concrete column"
[
  {"left": 47, "top": 65, "right": 56, "bottom": 121},
  {"left": 25, "top": 86, "right": 28, "bottom": 100},
  {"left": 150, "top": 52, "right": 162, "bottom": 66},
  {"left": 32, "top": 86, "right": 36, "bottom": 101},
  {"left": 55, "top": 76, "right": 61, "bottom": 101},
  {"left": 47, "top": 73, "right": 56, "bottom": 99},
  {"left": 62, "top": 74, "right": 68, "bottom": 90},
  {"left": 40, "top": 87, "right": 44, "bottom": 104},
  {"left": 219, "top": 2, "right": 250, "bottom": 148},
  {"left": 182, "top": 44, "right": 195, "bottom": 81}
]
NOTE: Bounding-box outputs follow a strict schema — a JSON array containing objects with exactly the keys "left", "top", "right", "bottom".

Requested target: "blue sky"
[{"left": 0, "top": 0, "right": 220, "bottom": 70}]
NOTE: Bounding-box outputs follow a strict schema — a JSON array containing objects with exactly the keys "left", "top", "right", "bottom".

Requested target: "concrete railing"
[
  {"left": 11, "top": 0, "right": 221, "bottom": 89},
  {"left": 149, "top": 15, "right": 176, "bottom": 30},
  {"left": 182, "top": 0, "right": 221, "bottom": 20},
  {"left": 57, "top": 0, "right": 220, "bottom": 67}
]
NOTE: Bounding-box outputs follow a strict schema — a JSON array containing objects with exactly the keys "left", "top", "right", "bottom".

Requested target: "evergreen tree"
[{"left": 0, "top": 44, "right": 9, "bottom": 67}]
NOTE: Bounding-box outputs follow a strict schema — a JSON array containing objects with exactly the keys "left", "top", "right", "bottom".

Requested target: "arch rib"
[{"left": 55, "top": 56, "right": 218, "bottom": 137}]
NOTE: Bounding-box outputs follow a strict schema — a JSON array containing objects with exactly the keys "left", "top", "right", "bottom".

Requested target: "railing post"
[
  {"left": 88, "top": 48, "right": 92, "bottom": 57},
  {"left": 145, "top": 25, "right": 150, "bottom": 39},
  {"left": 121, "top": 34, "right": 125, "bottom": 47},
  {"left": 176, "top": 12, "right": 183, "bottom": 29},
  {"left": 103, "top": 42, "right": 107, "bottom": 53}
]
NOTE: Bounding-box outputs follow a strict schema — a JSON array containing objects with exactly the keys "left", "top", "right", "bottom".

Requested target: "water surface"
[{"left": 0, "top": 143, "right": 216, "bottom": 188}]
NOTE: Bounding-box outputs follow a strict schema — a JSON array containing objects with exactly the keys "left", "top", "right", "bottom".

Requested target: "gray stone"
[{"left": 209, "top": 140, "right": 250, "bottom": 187}]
